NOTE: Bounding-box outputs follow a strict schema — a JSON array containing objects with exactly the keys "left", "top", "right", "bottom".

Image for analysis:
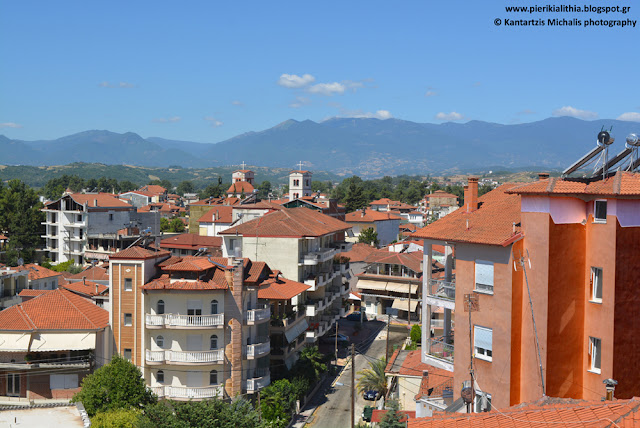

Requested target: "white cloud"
[
  {"left": 231, "top": 100, "right": 243, "bottom": 106},
  {"left": 204, "top": 117, "right": 223, "bottom": 127},
  {"left": 336, "top": 109, "right": 393, "bottom": 120},
  {"left": 277, "top": 73, "right": 316, "bottom": 88},
  {"left": 289, "top": 96, "right": 311, "bottom": 108},
  {"left": 552, "top": 106, "right": 598, "bottom": 120},
  {"left": 617, "top": 112, "right": 640, "bottom": 122},
  {"left": 308, "top": 82, "right": 346, "bottom": 96},
  {"left": 99, "top": 81, "right": 135, "bottom": 88},
  {"left": 0, "top": 122, "right": 23, "bottom": 128},
  {"left": 425, "top": 90, "right": 437, "bottom": 97},
  {"left": 435, "top": 111, "right": 464, "bottom": 121},
  {"left": 153, "top": 116, "right": 181, "bottom": 123}
]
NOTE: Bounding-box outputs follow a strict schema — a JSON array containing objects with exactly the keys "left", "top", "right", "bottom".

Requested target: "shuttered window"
[
  {"left": 475, "top": 260, "right": 494, "bottom": 294},
  {"left": 474, "top": 326, "right": 493, "bottom": 361}
]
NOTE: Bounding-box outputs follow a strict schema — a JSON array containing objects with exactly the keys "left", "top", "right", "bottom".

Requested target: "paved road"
[{"left": 306, "top": 320, "right": 410, "bottom": 428}]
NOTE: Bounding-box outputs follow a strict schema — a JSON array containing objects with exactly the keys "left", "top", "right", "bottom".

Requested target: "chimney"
[
  {"left": 603, "top": 379, "right": 618, "bottom": 400},
  {"left": 538, "top": 172, "right": 550, "bottom": 181},
  {"left": 82, "top": 276, "right": 86, "bottom": 285},
  {"left": 466, "top": 177, "right": 478, "bottom": 212},
  {"left": 95, "top": 283, "right": 99, "bottom": 295}
]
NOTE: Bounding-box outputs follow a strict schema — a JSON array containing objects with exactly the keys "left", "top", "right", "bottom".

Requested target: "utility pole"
[
  {"left": 385, "top": 313, "right": 391, "bottom": 362},
  {"left": 351, "top": 343, "right": 355, "bottom": 428},
  {"left": 464, "top": 293, "right": 479, "bottom": 413}
]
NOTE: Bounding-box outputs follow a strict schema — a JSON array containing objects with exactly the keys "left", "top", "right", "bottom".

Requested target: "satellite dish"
[
  {"left": 626, "top": 133, "right": 640, "bottom": 146},
  {"left": 597, "top": 130, "right": 612, "bottom": 145},
  {"left": 17, "top": 258, "right": 24, "bottom": 266}
]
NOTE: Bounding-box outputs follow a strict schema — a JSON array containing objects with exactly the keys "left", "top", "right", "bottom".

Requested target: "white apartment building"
[
  {"left": 42, "top": 192, "right": 160, "bottom": 265},
  {"left": 220, "top": 207, "right": 353, "bottom": 344},
  {"left": 110, "top": 246, "right": 272, "bottom": 400}
]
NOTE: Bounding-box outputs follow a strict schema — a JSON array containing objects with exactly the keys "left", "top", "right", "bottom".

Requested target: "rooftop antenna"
[
  {"left": 595, "top": 128, "right": 614, "bottom": 180},
  {"left": 514, "top": 249, "right": 545, "bottom": 396}
]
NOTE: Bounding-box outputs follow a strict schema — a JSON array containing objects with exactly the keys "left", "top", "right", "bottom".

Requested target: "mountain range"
[{"left": 1, "top": 117, "right": 638, "bottom": 177}]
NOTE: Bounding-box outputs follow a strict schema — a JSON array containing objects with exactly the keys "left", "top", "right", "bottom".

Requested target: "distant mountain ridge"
[{"left": 1, "top": 117, "right": 638, "bottom": 177}]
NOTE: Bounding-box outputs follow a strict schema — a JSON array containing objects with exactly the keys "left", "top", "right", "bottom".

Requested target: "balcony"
[
  {"left": 153, "top": 385, "right": 224, "bottom": 400},
  {"left": 300, "top": 248, "right": 337, "bottom": 266},
  {"left": 244, "top": 369, "right": 271, "bottom": 393},
  {"left": 423, "top": 338, "right": 454, "bottom": 372},
  {"left": 245, "top": 305, "right": 270, "bottom": 325},
  {"left": 145, "top": 313, "right": 224, "bottom": 329},
  {"left": 146, "top": 349, "right": 224, "bottom": 365},
  {"left": 340, "top": 283, "right": 350, "bottom": 296},
  {"left": 425, "top": 279, "right": 456, "bottom": 310},
  {"left": 245, "top": 337, "right": 270, "bottom": 359},
  {"left": 270, "top": 310, "right": 305, "bottom": 330}
]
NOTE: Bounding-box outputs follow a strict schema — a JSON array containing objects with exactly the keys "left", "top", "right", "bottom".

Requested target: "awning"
[
  {"left": 285, "top": 319, "right": 309, "bottom": 343},
  {"left": 357, "top": 279, "right": 387, "bottom": 291},
  {"left": 0, "top": 333, "right": 32, "bottom": 352},
  {"left": 391, "top": 299, "right": 419, "bottom": 312},
  {"left": 348, "top": 293, "right": 361, "bottom": 301},
  {"left": 385, "top": 282, "right": 419, "bottom": 294},
  {"left": 30, "top": 332, "right": 96, "bottom": 351}
]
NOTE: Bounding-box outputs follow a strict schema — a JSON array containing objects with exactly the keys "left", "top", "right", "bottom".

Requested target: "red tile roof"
[
  {"left": 69, "top": 193, "right": 133, "bottom": 208},
  {"left": 190, "top": 197, "right": 227, "bottom": 206},
  {"left": 68, "top": 266, "right": 109, "bottom": 282},
  {"left": 138, "top": 184, "right": 167, "bottom": 195},
  {"left": 62, "top": 280, "right": 108, "bottom": 297},
  {"left": 227, "top": 181, "right": 255, "bottom": 195},
  {"left": 0, "top": 289, "right": 108, "bottom": 331},
  {"left": 234, "top": 201, "right": 284, "bottom": 211},
  {"left": 507, "top": 171, "right": 640, "bottom": 197},
  {"left": 161, "top": 256, "right": 220, "bottom": 272},
  {"left": 370, "top": 198, "right": 400, "bottom": 206},
  {"left": 198, "top": 206, "right": 234, "bottom": 223},
  {"left": 372, "top": 409, "right": 415, "bottom": 423},
  {"left": 257, "top": 274, "right": 310, "bottom": 300},
  {"left": 160, "top": 233, "right": 222, "bottom": 250},
  {"left": 220, "top": 207, "right": 350, "bottom": 238},
  {"left": 109, "top": 246, "right": 171, "bottom": 260},
  {"left": 13, "top": 264, "right": 61, "bottom": 281},
  {"left": 337, "top": 243, "right": 378, "bottom": 262},
  {"left": 364, "top": 250, "right": 424, "bottom": 273},
  {"left": 142, "top": 275, "right": 229, "bottom": 291},
  {"left": 408, "top": 396, "right": 640, "bottom": 428},
  {"left": 345, "top": 210, "right": 402, "bottom": 223},
  {"left": 18, "top": 289, "right": 51, "bottom": 297},
  {"left": 412, "top": 184, "right": 522, "bottom": 246}
]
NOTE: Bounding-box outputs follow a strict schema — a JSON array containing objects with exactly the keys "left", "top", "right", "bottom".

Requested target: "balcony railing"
[
  {"left": 244, "top": 369, "right": 271, "bottom": 393},
  {"left": 426, "top": 338, "right": 454, "bottom": 363},
  {"left": 300, "top": 248, "right": 337, "bottom": 265},
  {"left": 153, "top": 385, "right": 224, "bottom": 399},
  {"left": 145, "top": 313, "right": 224, "bottom": 328},
  {"left": 428, "top": 279, "right": 455, "bottom": 301},
  {"left": 146, "top": 349, "right": 224, "bottom": 364},
  {"left": 245, "top": 337, "right": 270, "bottom": 359},
  {"left": 245, "top": 305, "right": 270, "bottom": 324}
]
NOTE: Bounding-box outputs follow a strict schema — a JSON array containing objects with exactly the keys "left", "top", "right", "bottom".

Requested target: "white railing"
[
  {"left": 145, "top": 313, "right": 224, "bottom": 328},
  {"left": 427, "top": 338, "right": 454, "bottom": 363},
  {"left": 149, "top": 386, "right": 164, "bottom": 397},
  {"left": 164, "top": 385, "right": 224, "bottom": 399},
  {"left": 245, "top": 371, "right": 271, "bottom": 392},
  {"left": 246, "top": 307, "right": 270, "bottom": 323},
  {"left": 168, "top": 350, "right": 224, "bottom": 364},
  {"left": 428, "top": 279, "right": 456, "bottom": 301},
  {"left": 246, "top": 341, "right": 270, "bottom": 358},
  {"left": 146, "top": 350, "right": 165, "bottom": 363}
]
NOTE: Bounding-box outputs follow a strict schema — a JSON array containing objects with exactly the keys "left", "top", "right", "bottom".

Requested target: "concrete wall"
[
  {"left": 238, "top": 237, "right": 301, "bottom": 281},
  {"left": 375, "top": 219, "right": 401, "bottom": 247}
]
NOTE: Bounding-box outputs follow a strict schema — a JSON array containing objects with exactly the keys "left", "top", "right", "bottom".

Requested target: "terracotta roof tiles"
[
  {"left": 62, "top": 280, "right": 109, "bottom": 297},
  {"left": 345, "top": 210, "right": 402, "bottom": 223},
  {"left": 109, "top": 246, "right": 171, "bottom": 260},
  {"left": 160, "top": 233, "right": 222, "bottom": 250},
  {"left": 507, "top": 172, "right": 640, "bottom": 197},
  {"left": 257, "top": 274, "right": 310, "bottom": 300},
  {"left": 68, "top": 266, "right": 109, "bottom": 282},
  {"left": 14, "top": 264, "right": 62, "bottom": 281},
  {"left": 337, "top": 243, "right": 378, "bottom": 262},
  {"left": 198, "top": 206, "right": 234, "bottom": 223},
  {"left": 226, "top": 181, "right": 255, "bottom": 195}
]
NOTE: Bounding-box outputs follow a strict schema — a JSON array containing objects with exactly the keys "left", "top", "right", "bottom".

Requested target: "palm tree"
[{"left": 356, "top": 357, "right": 388, "bottom": 400}]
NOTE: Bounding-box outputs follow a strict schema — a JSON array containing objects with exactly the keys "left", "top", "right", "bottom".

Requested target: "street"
[{"left": 305, "top": 319, "right": 410, "bottom": 428}]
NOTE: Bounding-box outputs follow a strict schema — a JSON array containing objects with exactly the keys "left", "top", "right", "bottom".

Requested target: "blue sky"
[{"left": 1, "top": 1, "right": 639, "bottom": 143}]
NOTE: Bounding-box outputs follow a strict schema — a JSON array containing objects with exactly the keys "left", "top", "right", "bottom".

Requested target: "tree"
[
  {"left": 139, "top": 398, "right": 265, "bottom": 428},
  {"left": 0, "top": 180, "right": 45, "bottom": 265},
  {"left": 91, "top": 408, "right": 142, "bottom": 428},
  {"left": 159, "top": 217, "right": 170, "bottom": 232},
  {"left": 169, "top": 218, "right": 185, "bottom": 233},
  {"left": 71, "top": 355, "right": 156, "bottom": 417},
  {"left": 176, "top": 180, "right": 195, "bottom": 196},
  {"left": 356, "top": 357, "right": 388, "bottom": 401},
  {"left": 358, "top": 228, "right": 379, "bottom": 247},
  {"left": 260, "top": 377, "right": 309, "bottom": 427},
  {"left": 410, "top": 324, "right": 421, "bottom": 346},
  {"left": 343, "top": 178, "right": 368, "bottom": 213},
  {"left": 290, "top": 346, "right": 327, "bottom": 383},
  {"left": 256, "top": 180, "right": 272, "bottom": 199},
  {"left": 379, "top": 399, "right": 406, "bottom": 428}
]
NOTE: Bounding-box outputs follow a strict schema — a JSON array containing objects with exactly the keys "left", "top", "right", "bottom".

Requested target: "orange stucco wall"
[
  {"left": 613, "top": 221, "right": 640, "bottom": 398},
  {"left": 509, "top": 239, "right": 524, "bottom": 405}
]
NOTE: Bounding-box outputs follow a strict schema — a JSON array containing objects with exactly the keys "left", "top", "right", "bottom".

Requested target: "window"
[
  {"left": 294, "top": 179, "right": 299, "bottom": 186},
  {"left": 210, "top": 335, "right": 218, "bottom": 350},
  {"left": 157, "top": 370, "right": 164, "bottom": 384},
  {"left": 590, "top": 267, "right": 603, "bottom": 302},
  {"left": 109, "top": 213, "right": 114, "bottom": 221},
  {"left": 124, "top": 313, "right": 132, "bottom": 326},
  {"left": 50, "top": 374, "right": 78, "bottom": 390},
  {"left": 187, "top": 300, "right": 202, "bottom": 316},
  {"left": 474, "top": 260, "right": 494, "bottom": 294},
  {"left": 209, "top": 370, "right": 218, "bottom": 385},
  {"left": 589, "top": 337, "right": 601, "bottom": 373},
  {"left": 77, "top": 214, "right": 82, "bottom": 222},
  {"left": 594, "top": 200, "right": 607, "bottom": 223},
  {"left": 124, "top": 278, "right": 132, "bottom": 291},
  {"left": 474, "top": 326, "right": 493, "bottom": 362},
  {"left": 156, "top": 335, "right": 164, "bottom": 349},
  {"left": 157, "top": 300, "right": 165, "bottom": 314},
  {"left": 124, "top": 349, "right": 132, "bottom": 361},
  {"left": 211, "top": 300, "right": 218, "bottom": 314},
  {"left": 305, "top": 180, "right": 309, "bottom": 186}
]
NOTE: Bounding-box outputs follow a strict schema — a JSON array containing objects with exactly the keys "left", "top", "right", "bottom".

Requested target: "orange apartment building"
[{"left": 414, "top": 171, "right": 640, "bottom": 410}]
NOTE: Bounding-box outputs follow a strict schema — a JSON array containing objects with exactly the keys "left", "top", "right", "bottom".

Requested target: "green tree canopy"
[
  {"left": 176, "top": 180, "right": 195, "bottom": 196},
  {"left": 91, "top": 408, "right": 142, "bottom": 428},
  {"left": 379, "top": 399, "right": 406, "bottom": 428},
  {"left": 71, "top": 355, "right": 156, "bottom": 417},
  {"left": 356, "top": 357, "right": 388, "bottom": 401},
  {"left": 358, "top": 228, "right": 379, "bottom": 247},
  {"left": 169, "top": 218, "right": 185, "bottom": 233}
]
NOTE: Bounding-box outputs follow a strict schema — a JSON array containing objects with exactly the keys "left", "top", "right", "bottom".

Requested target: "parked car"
[
  {"left": 321, "top": 333, "right": 350, "bottom": 344},
  {"left": 362, "top": 405, "right": 374, "bottom": 422},
  {"left": 363, "top": 390, "right": 378, "bottom": 400},
  {"left": 345, "top": 311, "right": 368, "bottom": 322}
]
